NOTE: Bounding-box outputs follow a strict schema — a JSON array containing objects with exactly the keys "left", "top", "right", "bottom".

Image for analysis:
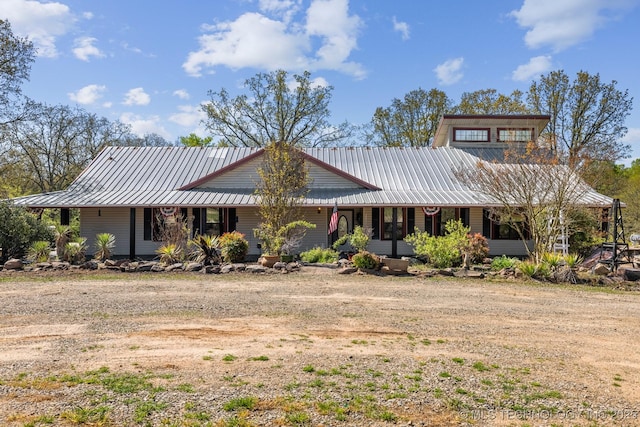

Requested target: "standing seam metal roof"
[{"left": 12, "top": 146, "right": 613, "bottom": 208}]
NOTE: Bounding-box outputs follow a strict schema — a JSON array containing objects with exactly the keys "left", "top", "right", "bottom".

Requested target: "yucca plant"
[
  {"left": 189, "top": 234, "right": 221, "bottom": 265},
  {"left": 517, "top": 260, "right": 538, "bottom": 278},
  {"left": 28, "top": 240, "right": 51, "bottom": 262},
  {"left": 156, "top": 243, "right": 182, "bottom": 265},
  {"left": 94, "top": 233, "right": 115, "bottom": 261},
  {"left": 541, "top": 252, "right": 563, "bottom": 271},
  {"left": 64, "top": 238, "right": 87, "bottom": 264},
  {"left": 563, "top": 253, "right": 582, "bottom": 269}
]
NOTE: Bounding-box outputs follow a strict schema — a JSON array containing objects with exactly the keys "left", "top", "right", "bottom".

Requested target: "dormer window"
[
  {"left": 497, "top": 128, "right": 533, "bottom": 143},
  {"left": 453, "top": 128, "right": 489, "bottom": 142}
]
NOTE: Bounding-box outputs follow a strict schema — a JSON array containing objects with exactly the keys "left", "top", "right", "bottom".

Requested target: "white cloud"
[
  {"left": 123, "top": 87, "right": 151, "bottom": 106},
  {"left": 392, "top": 16, "right": 410, "bottom": 40},
  {"left": 169, "top": 104, "right": 207, "bottom": 128},
  {"left": 509, "top": 0, "right": 633, "bottom": 52},
  {"left": 173, "top": 89, "right": 191, "bottom": 100},
  {"left": 72, "top": 36, "right": 105, "bottom": 61},
  {"left": 622, "top": 127, "right": 640, "bottom": 144},
  {"left": 183, "top": 0, "right": 364, "bottom": 79},
  {"left": 68, "top": 84, "right": 106, "bottom": 105},
  {"left": 512, "top": 55, "right": 553, "bottom": 82},
  {"left": 2, "top": 0, "right": 76, "bottom": 57},
  {"left": 82, "top": 11, "right": 94, "bottom": 20},
  {"left": 120, "top": 112, "right": 171, "bottom": 139},
  {"left": 433, "top": 57, "right": 464, "bottom": 86}
]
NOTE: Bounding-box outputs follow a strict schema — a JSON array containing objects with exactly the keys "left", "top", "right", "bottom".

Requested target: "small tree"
[
  {"left": 254, "top": 142, "right": 313, "bottom": 255},
  {"left": 455, "top": 143, "right": 589, "bottom": 263},
  {"left": 405, "top": 220, "right": 474, "bottom": 268}
]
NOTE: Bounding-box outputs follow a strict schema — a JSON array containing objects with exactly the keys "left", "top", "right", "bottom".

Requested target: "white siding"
[
  {"left": 197, "top": 158, "right": 261, "bottom": 189},
  {"left": 487, "top": 239, "right": 532, "bottom": 257},
  {"left": 308, "top": 163, "right": 360, "bottom": 189},
  {"left": 235, "top": 207, "right": 261, "bottom": 255},
  {"left": 80, "top": 208, "right": 132, "bottom": 257}
]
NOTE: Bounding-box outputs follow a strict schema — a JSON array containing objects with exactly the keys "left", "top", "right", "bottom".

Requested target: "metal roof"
[{"left": 11, "top": 145, "right": 613, "bottom": 208}]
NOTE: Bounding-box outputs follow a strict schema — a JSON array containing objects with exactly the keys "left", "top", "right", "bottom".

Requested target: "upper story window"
[
  {"left": 453, "top": 128, "right": 489, "bottom": 142},
  {"left": 497, "top": 128, "right": 533, "bottom": 142}
]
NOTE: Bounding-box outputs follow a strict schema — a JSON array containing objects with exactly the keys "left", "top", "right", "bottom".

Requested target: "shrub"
[
  {"left": 65, "top": 238, "right": 87, "bottom": 264},
  {"left": 405, "top": 220, "right": 472, "bottom": 268},
  {"left": 300, "top": 247, "right": 339, "bottom": 263},
  {"left": 94, "top": 233, "right": 115, "bottom": 261},
  {"left": 189, "top": 235, "right": 220, "bottom": 265},
  {"left": 352, "top": 250, "right": 380, "bottom": 270},
  {"left": 0, "top": 201, "right": 53, "bottom": 263},
  {"left": 219, "top": 231, "right": 249, "bottom": 263},
  {"left": 28, "top": 240, "right": 51, "bottom": 262},
  {"left": 563, "top": 253, "right": 582, "bottom": 268},
  {"left": 466, "top": 233, "right": 489, "bottom": 264},
  {"left": 490, "top": 255, "right": 519, "bottom": 271},
  {"left": 541, "top": 252, "right": 563, "bottom": 271},
  {"left": 332, "top": 226, "right": 372, "bottom": 253},
  {"left": 517, "top": 260, "right": 538, "bottom": 277},
  {"left": 157, "top": 243, "right": 182, "bottom": 265}
]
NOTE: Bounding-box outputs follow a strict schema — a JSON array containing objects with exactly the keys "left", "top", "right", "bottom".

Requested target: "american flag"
[{"left": 328, "top": 202, "right": 339, "bottom": 235}]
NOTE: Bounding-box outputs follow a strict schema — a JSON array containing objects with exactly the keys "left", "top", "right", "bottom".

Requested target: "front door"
[{"left": 331, "top": 210, "right": 353, "bottom": 244}]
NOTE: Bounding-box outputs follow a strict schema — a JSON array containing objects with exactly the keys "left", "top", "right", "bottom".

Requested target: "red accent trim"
[
  {"left": 178, "top": 148, "right": 265, "bottom": 190},
  {"left": 179, "top": 147, "right": 381, "bottom": 191}
]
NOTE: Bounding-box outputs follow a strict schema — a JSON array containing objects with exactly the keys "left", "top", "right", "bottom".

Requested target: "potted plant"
[{"left": 254, "top": 220, "right": 315, "bottom": 266}]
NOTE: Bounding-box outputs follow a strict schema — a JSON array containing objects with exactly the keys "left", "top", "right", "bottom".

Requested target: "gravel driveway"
[{"left": 1, "top": 267, "right": 639, "bottom": 426}]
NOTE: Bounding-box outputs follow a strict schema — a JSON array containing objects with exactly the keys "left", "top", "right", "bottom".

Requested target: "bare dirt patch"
[{"left": 1, "top": 269, "right": 639, "bottom": 426}]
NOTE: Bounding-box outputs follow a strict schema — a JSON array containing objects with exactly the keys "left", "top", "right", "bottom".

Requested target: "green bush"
[
  {"left": 332, "top": 226, "right": 372, "bottom": 253},
  {"left": 28, "top": 240, "right": 51, "bottom": 262},
  {"left": 0, "top": 201, "right": 53, "bottom": 263},
  {"left": 157, "top": 243, "right": 182, "bottom": 265},
  {"left": 490, "top": 255, "right": 519, "bottom": 271},
  {"left": 352, "top": 250, "right": 380, "bottom": 270},
  {"left": 65, "top": 238, "right": 87, "bottom": 264},
  {"left": 300, "top": 247, "right": 339, "bottom": 263},
  {"left": 189, "top": 234, "right": 221, "bottom": 265},
  {"left": 405, "top": 220, "right": 471, "bottom": 268},
  {"left": 517, "top": 260, "right": 538, "bottom": 277},
  {"left": 219, "top": 231, "right": 249, "bottom": 263}
]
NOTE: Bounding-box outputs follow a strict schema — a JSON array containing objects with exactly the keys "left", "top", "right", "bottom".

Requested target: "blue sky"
[{"left": 3, "top": 0, "right": 640, "bottom": 163}]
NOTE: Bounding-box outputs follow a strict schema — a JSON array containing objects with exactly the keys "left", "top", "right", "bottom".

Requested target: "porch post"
[
  {"left": 129, "top": 208, "right": 136, "bottom": 260},
  {"left": 391, "top": 207, "right": 398, "bottom": 258}
]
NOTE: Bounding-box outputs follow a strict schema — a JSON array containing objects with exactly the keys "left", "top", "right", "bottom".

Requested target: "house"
[{"left": 11, "top": 115, "right": 612, "bottom": 259}]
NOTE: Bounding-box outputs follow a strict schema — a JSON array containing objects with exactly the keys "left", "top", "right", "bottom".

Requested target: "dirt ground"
[{"left": 1, "top": 267, "right": 640, "bottom": 426}]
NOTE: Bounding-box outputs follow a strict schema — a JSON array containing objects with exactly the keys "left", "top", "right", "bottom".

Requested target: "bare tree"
[
  {"left": 203, "top": 70, "right": 352, "bottom": 147},
  {"left": 527, "top": 70, "right": 632, "bottom": 167},
  {"left": 366, "top": 88, "right": 452, "bottom": 147},
  {"left": 456, "top": 144, "right": 593, "bottom": 262},
  {"left": 0, "top": 19, "right": 35, "bottom": 126}
]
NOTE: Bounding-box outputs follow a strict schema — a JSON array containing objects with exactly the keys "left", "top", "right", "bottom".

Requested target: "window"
[
  {"left": 144, "top": 207, "right": 186, "bottom": 242},
  {"left": 482, "top": 209, "right": 528, "bottom": 240},
  {"left": 454, "top": 128, "right": 489, "bottom": 142},
  {"left": 497, "top": 128, "right": 533, "bottom": 142},
  {"left": 383, "top": 207, "right": 404, "bottom": 240},
  {"left": 424, "top": 208, "right": 469, "bottom": 236},
  {"left": 205, "top": 208, "right": 223, "bottom": 236}
]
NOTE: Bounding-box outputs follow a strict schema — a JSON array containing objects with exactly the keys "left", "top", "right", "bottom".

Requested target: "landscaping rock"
[
  {"left": 620, "top": 267, "right": 640, "bottom": 282},
  {"left": 3, "top": 259, "right": 23, "bottom": 270},
  {"left": 184, "top": 262, "right": 202, "bottom": 272},
  {"left": 151, "top": 264, "right": 165, "bottom": 272},
  {"left": 136, "top": 262, "right": 156, "bottom": 272},
  {"left": 80, "top": 261, "right": 99, "bottom": 270},
  {"left": 438, "top": 268, "right": 454, "bottom": 277},
  {"left": 246, "top": 265, "right": 267, "bottom": 273},
  {"left": 220, "top": 264, "right": 235, "bottom": 274},
  {"left": 272, "top": 261, "right": 287, "bottom": 270},
  {"left": 454, "top": 269, "right": 485, "bottom": 279},
  {"left": 592, "top": 263, "right": 611, "bottom": 276},
  {"left": 165, "top": 263, "right": 183, "bottom": 272},
  {"left": 201, "top": 265, "right": 220, "bottom": 274},
  {"left": 231, "top": 263, "right": 246, "bottom": 272},
  {"left": 338, "top": 267, "right": 358, "bottom": 274},
  {"left": 52, "top": 261, "right": 70, "bottom": 270}
]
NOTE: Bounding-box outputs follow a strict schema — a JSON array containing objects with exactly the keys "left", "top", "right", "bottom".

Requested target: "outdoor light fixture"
[{"left": 317, "top": 207, "right": 322, "bottom": 213}]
